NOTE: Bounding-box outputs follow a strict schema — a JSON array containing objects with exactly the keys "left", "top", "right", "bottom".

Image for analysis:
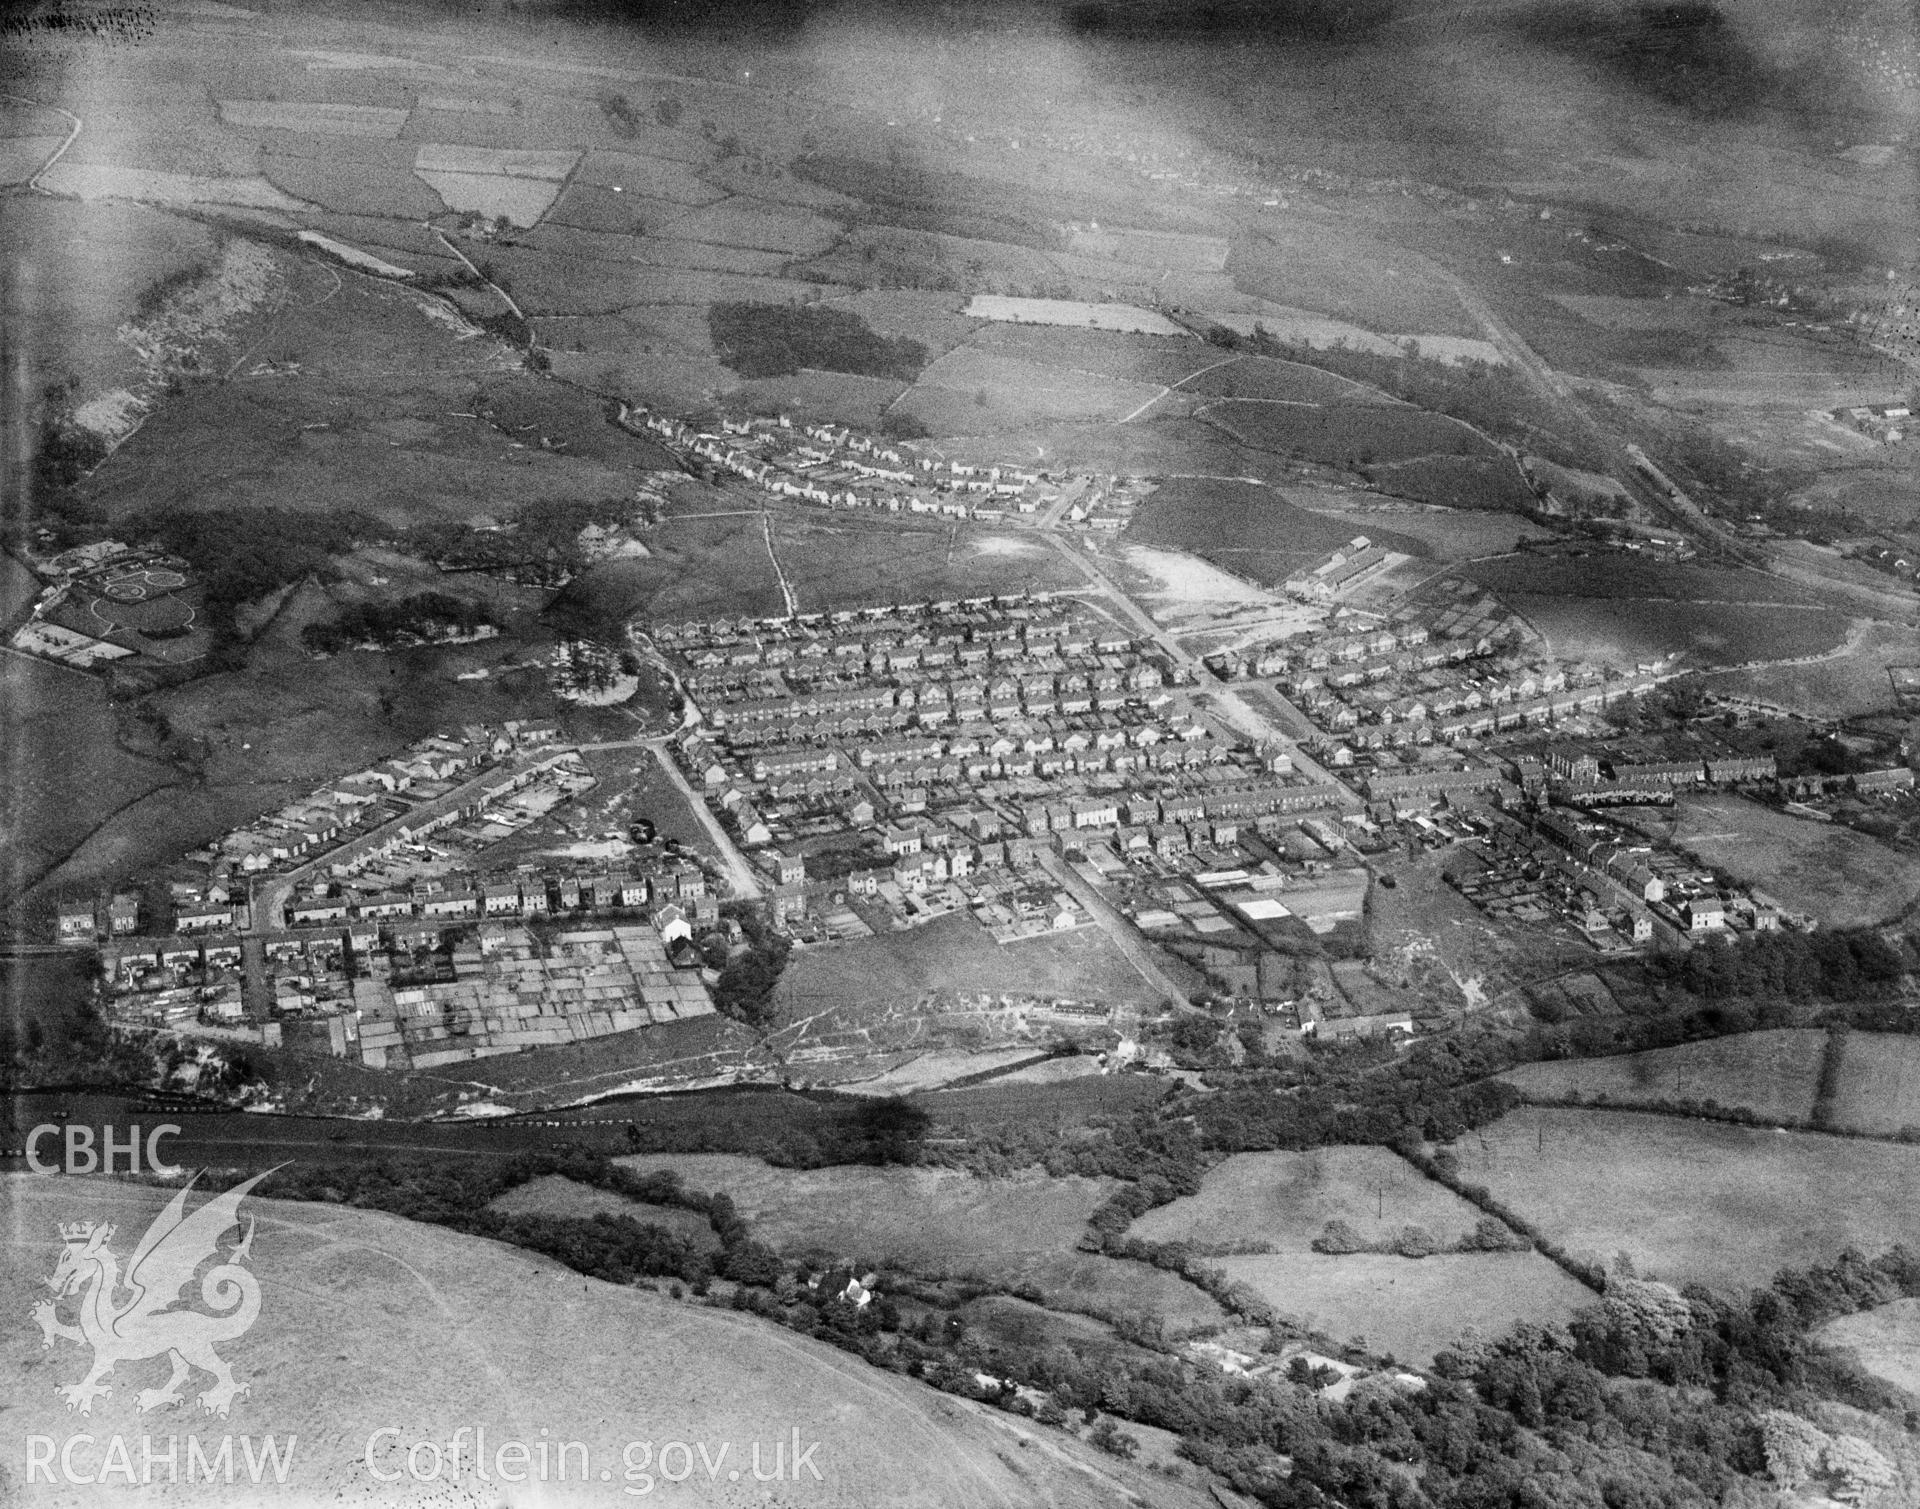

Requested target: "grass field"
[
  {"left": 567, "top": 513, "right": 786, "bottom": 627},
  {"left": 1366, "top": 455, "right": 1540, "bottom": 513},
  {"left": 489, "top": 1174, "right": 720, "bottom": 1248},
  {"left": 0, "top": 1178, "right": 1190, "bottom": 1509},
  {"left": 1501, "top": 592, "right": 1850, "bottom": 671},
  {"left": 1701, "top": 621, "right": 1920, "bottom": 720},
  {"left": 1497, "top": 1030, "right": 1829, "bottom": 1124},
  {"left": 1667, "top": 792, "right": 1920, "bottom": 928},
  {"left": 1816, "top": 1300, "right": 1920, "bottom": 1396},
  {"left": 1180, "top": 356, "right": 1394, "bottom": 405},
  {"left": 1205, "top": 401, "right": 1498, "bottom": 467},
  {"left": 1125, "top": 476, "right": 1427, "bottom": 580},
  {"left": 1131, "top": 1148, "right": 1496, "bottom": 1250},
  {"left": 1825, "top": 1033, "right": 1920, "bottom": 1139},
  {"left": 1213, "top": 1251, "right": 1592, "bottom": 1367},
  {"left": 909, "top": 346, "right": 1163, "bottom": 422},
  {"left": 962, "top": 296, "right": 1187, "bottom": 335},
  {"left": 0, "top": 654, "right": 176, "bottom": 908},
  {"left": 770, "top": 516, "right": 1081, "bottom": 613},
  {"left": 615, "top": 1153, "right": 1114, "bottom": 1269},
  {"left": 1456, "top": 1106, "right": 1920, "bottom": 1292}
]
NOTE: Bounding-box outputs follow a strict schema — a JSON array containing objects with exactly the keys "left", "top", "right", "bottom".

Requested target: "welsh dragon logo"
[{"left": 31, "top": 1170, "right": 273, "bottom": 1418}]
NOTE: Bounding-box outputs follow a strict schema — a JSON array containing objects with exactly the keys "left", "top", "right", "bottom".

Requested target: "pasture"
[
  {"left": 1180, "top": 356, "right": 1393, "bottom": 406},
  {"left": 909, "top": 347, "right": 1162, "bottom": 422},
  {"left": 0, "top": 1179, "right": 1184, "bottom": 1509},
  {"left": 1204, "top": 401, "right": 1498, "bottom": 466},
  {"left": 1214, "top": 1252, "right": 1592, "bottom": 1368},
  {"left": 1497, "top": 1029, "right": 1828, "bottom": 1124},
  {"left": 1125, "top": 476, "right": 1426, "bottom": 581},
  {"left": 1129, "top": 1147, "right": 1497, "bottom": 1251},
  {"left": 615, "top": 1153, "right": 1115, "bottom": 1270},
  {"left": 1669, "top": 792, "right": 1920, "bottom": 928},
  {"left": 1816, "top": 1300, "right": 1920, "bottom": 1396},
  {"left": 1456, "top": 1107, "right": 1920, "bottom": 1292},
  {"left": 489, "top": 1174, "right": 719, "bottom": 1248},
  {"left": 1366, "top": 455, "right": 1539, "bottom": 513},
  {"left": 962, "top": 295, "right": 1188, "bottom": 336},
  {"left": 1824, "top": 1033, "right": 1920, "bottom": 1139}
]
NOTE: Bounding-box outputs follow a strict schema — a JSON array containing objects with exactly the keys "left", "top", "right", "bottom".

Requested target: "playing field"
[
  {"left": 1497, "top": 1029, "right": 1828, "bottom": 1125},
  {"left": 1458, "top": 1106, "right": 1920, "bottom": 1292}
]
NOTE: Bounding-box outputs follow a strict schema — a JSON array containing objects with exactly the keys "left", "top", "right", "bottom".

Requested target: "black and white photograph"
[{"left": 4, "top": 0, "right": 1920, "bottom": 1502}]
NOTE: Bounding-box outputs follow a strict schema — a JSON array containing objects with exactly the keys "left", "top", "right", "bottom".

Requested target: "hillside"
[{"left": 1, "top": 1175, "right": 1212, "bottom": 1508}]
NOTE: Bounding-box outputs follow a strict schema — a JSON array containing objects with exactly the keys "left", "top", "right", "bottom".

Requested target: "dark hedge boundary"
[{"left": 195, "top": 1149, "right": 1920, "bottom": 1509}]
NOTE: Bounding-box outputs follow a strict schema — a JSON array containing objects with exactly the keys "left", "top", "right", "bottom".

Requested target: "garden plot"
[{"left": 217, "top": 101, "right": 408, "bottom": 135}]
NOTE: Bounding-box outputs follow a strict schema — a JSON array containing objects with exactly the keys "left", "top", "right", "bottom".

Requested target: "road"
[
  {"left": 3, "top": 95, "right": 83, "bottom": 193},
  {"left": 1038, "top": 533, "right": 1361, "bottom": 804},
  {"left": 647, "top": 742, "right": 762, "bottom": 899},
  {"left": 1034, "top": 849, "right": 1191, "bottom": 1011}
]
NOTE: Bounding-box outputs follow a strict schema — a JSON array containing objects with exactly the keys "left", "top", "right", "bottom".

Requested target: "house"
[
  {"left": 654, "top": 903, "right": 692, "bottom": 945},
  {"left": 883, "top": 825, "right": 922, "bottom": 857},
  {"left": 106, "top": 893, "right": 141, "bottom": 935},
  {"left": 769, "top": 850, "right": 806, "bottom": 886},
  {"left": 176, "top": 903, "right": 235, "bottom": 934},
  {"left": 56, "top": 899, "right": 96, "bottom": 944},
  {"left": 1683, "top": 898, "right": 1726, "bottom": 932}
]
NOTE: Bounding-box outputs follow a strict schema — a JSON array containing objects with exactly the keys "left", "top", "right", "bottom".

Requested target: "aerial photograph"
[{"left": 3, "top": 0, "right": 1919, "bottom": 1502}]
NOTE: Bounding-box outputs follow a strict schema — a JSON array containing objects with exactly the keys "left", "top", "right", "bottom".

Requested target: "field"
[
  {"left": 1213, "top": 1252, "right": 1592, "bottom": 1368},
  {"left": 1299, "top": 497, "right": 1557, "bottom": 563},
  {"left": 0, "top": 654, "right": 177, "bottom": 908},
  {"left": 770, "top": 909, "right": 1160, "bottom": 1015},
  {"left": 1824, "top": 1033, "right": 1920, "bottom": 1139},
  {"left": 1125, "top": 476, "right": 1427, "bottom": 583},
  {"left": 962, "top": 295, "right": 1187, "bottom": 335},
  {"left": 1130, "top": 1148, "right": 1498, "bottom": 1251},
  {"left": 1180, "top": 356, "right": 1395, "bottom": 405},
  {"left": 1497, "top": 1029, "right": 1828, "bottom": 1124},
  {"left": 1205, "top": 400, "right": 1499, "bottom": 470},
  {"left": 0, "top": 1178, "right": 1194, "bottom": 1509},
  {"left": 1456, "top": 1107, "right": 1920, "bottom": 1292},
  {"left": 489, "top": 1174, "right": 720, "bottom": 1248},
  {"left": 615, "top": 1153, "right": 1114, "bottom": 1269},
  {"left": 906, "top": 347, "right": 1163, "bottom": 423},
  {"left": 1816, "top": 1300, "right": 1920, "bottom": 1396},
  {"left": 1666, "top": 792, "right": 1920, "bottom": 927},
  {"left": 1366, "top": 455, "right": 1540, "bottom": 513},
  {"left": 770, "top": 515, "right": 1082, "bottom": 613},
  {"left": 1702, "top": 620, "right": 1920, "bottom": 720},
  {"left": 565, "top": 512, "right": 786, "bottom": 628}
]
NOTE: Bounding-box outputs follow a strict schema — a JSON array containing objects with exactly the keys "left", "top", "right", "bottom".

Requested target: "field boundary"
[
  {"left": 1500, "top": 1086, "right": 1920, "bottom": 1149},
  {"left": 1387, "top": 1143, "right": 1607, "bottom": 1294}
]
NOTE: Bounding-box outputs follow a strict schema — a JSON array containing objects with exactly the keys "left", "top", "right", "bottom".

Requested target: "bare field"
[
  {"left": 770, "top": 517, "right": 1083, "bottom": 613},
  {"left": 1130, "top": 1147, "right": 1495, "bottom": 1251},
  {"left": 1456, "top": 1107, "right": 1920, "bottom": 1292},
  {"left": 1497, "top": 1030, "right": 1828, "bottom": 1123},
  {"left": 771, "top": 909, "right": 1157, "bottom": 1013},
  {"left": 1214, "top": 1251, "right": 1591, "bottom": 1367},
  {"left": 1668, "top": 792, "right": 1920, "bottom": 928}
]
